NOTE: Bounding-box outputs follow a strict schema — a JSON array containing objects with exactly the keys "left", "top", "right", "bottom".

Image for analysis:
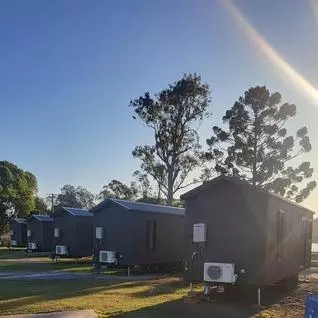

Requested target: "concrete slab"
[{"left": 0, "top": 310, "right": 97, "bottom": 318}]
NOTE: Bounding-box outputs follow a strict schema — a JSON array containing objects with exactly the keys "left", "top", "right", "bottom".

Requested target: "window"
[
  {"left": 275, "top": 209, "right": 285, "bottom": 261},
  {"left": 301, "top": 217, "right": 312, "bottom": 267},
  {"left": 146, "top": 220, "right": 156, "bottom": 251}
]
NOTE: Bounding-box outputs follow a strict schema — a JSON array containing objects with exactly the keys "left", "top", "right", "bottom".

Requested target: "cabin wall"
[
  {"left": 128, "top": 210, "right": 184, "bottom": 266},
  {"left": 264, "top": 195, "right": 313, "bottom": 284},
  {"left": 93, "top": 203, "right": 133, "bottom": 265},
  {"left": 27, "top": 219, "right": 43, "bottom": 250},
  {"left": 75, "top": 216, "right": 93, "bottom": 257},
  {"left": 42, "top": 222, "right": 53, "bottom": 251},
  {"left": 53, "top": 213, "right": 77, "bottom": 254},
  {"left": 184, "top": 180, "right": 268, "bottom": 285},
  {"left": 93, "top": 202, "right": 184, "bottom": 266},
  {"left": 27, "top": 220, "right": 53, "bottom": 252},
  {"left": 10, "top": 222, "right": 27, "bottom": 246}
]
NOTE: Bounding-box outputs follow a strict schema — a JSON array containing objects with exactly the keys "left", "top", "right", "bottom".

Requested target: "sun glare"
[{"left": 223, "top": 0, "right": 318, "bottom": 105}]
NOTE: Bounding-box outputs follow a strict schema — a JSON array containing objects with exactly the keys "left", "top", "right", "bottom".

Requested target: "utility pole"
[{"left": 47, "top": 194, "right": 56, "bottom": 214}]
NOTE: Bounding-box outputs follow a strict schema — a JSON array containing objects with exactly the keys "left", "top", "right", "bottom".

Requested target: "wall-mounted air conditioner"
[
  {"left": 204, "top": 262, "right": 237, "bottom": 283},
  {"left": 96, "top": 227, "right": 104, "bottom": 239},
  {"left": 54, "top": 228, "right": 60, "bottom": 238},
  {"left": 99, "top": 250, "right": 117, "bottom": 264},
  {"left": 56, "top": 245, "right": 68, "bottom": 255},
  {"left": 10, "top": 240, "right": 17, "bottom": 246},
  {"left": 28, "top": 242, "right": 37, "bottom": 250},
  {"left": 27, "top": 230, "right": 32, "bottom": 237}
]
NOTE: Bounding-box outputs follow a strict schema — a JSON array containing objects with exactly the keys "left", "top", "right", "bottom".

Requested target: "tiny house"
[
  {"left": 52, "top": 207, "right": 93, "bottom": 258},
  {"left": 92, "top": 198, "right": 185, "bottom": 268},
  {"left": 181, "top": 176, "right": 313, "bottom": 288},
  {"left": 27, "top": 214, "right": 54, "bottom": 252},
  {"left": 9, "top": 218, "right": 27, "bottom": 247}
]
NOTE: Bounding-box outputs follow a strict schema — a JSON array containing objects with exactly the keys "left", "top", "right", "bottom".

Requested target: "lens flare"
[
  {"left": 223, "top": 0, "right": 318, "bottom": 104},
  {"left": 311, "top": 0, "right": 318, "bottom": 25}
]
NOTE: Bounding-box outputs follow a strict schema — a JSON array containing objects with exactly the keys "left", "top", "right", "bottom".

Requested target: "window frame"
[{"left": 146, "top": 219, "right": 156, "bottom": 252}]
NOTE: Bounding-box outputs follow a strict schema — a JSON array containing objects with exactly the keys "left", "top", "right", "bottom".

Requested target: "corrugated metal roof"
[
  {"left": 180, "top": 175, "right": 314, "bottom": 215},
  {"left": 63, "top": 207, "right": 93, "bottom": 217},
  {"left": 12, "top": 218, "right": 26, "bottom": 224},
  {"left": 33, "top": 214, "right": 54, "bottom": 222},
  {"left": 110, "top": 199, "right": 185, "bottom": 216}
]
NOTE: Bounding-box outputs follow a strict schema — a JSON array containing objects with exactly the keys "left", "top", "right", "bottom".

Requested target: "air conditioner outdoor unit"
[
  {"left": 28, "top": 242, "right": 38, "bottom": 251},
  {"left": 204, "top": 262, "right": 237, "bottom": 283},
  {"left": 10, "top": 240, "right": 17, "bottom": 246},
  {"left": 54, "top": 228, "right": 60, "bottom": 238},
  {"left": 56, "top": 245, "right": 68, "bottom": 255},
  {"left": 99, "top": 251, "right": 117, "bottom": 264}
]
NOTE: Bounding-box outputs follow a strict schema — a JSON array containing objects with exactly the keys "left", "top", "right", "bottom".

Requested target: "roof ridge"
[{"left": 112, "top": 198, "right": 184, "bottom": 210}]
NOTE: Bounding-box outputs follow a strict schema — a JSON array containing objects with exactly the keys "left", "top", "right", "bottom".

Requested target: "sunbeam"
[
  {"left": 223, "top": 0, "right": 318, "bottom": 105},
  {"left": 311, "top": 0, "right": 318, "bottom": 26}
]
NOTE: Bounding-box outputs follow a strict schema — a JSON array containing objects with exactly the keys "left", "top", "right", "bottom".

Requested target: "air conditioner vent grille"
[{"left": 207, "top": 265, "right": 222, "bottom": 280}]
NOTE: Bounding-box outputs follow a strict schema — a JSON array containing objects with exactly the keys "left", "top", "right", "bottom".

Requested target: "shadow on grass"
[
  {"left": 0, "top": 277, "right": 303, "bottom": 317},
  {"left": 132, "top": 278, "right": 185, "bottom": 298},
  {"left": 0, "top": 278, "right": 174, "bottom": 312},
  {"left": 111, "top": 283, "right": 298, "bottom": 318},
  {"left": 108, "top": 299, "right": 259, "bottom": 318}
]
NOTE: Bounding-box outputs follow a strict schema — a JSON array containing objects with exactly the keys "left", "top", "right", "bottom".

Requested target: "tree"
[
  {"left": 133, "top": 170, "right": 152, "bottom": 200},
  {"left": 33, "top": 197, "right": 48, "bottom": 213},
  {"left": 130, "top": 74, "right": 211, "bottom": 205},
  {"left": 56, "top": 185, "right": 95, "bottom": 209},
  {"left": 100, "top": 180, "right": 138, "bottom": 200},
  {"left": 0, "top": 161, "right": 38, "bottom": 233},
  {"left": 204, "top": 86, "right": 316, "bottom": 202}
]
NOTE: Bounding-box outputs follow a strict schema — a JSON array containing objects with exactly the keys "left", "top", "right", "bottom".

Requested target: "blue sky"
[{"left": 1, "top": 0, "right": 318, "bottom": 210}]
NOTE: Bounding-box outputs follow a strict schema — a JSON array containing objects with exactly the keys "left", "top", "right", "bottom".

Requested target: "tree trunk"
[
  {"left": 157, "top": 184, "right": 161, "bottom": 203},
  {"left": 167, "top": 168, "right": 174, "bottom": 206},
  {"left": 252, "top": 112, "right": 258, "bottom": 186}
]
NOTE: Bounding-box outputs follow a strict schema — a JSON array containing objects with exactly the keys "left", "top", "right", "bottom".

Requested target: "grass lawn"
[
  {"left": 0, "top": 247, "right": 92, "bottom": 273},
  {"left": 0, "top": 277, "right": 188, "bottom": 317},
  {"left": 0, "top": 277, "right": 315, "bottom": 317},
  {"left": 0, "top": 248, "right": 316, "bottom": 317},
  {"left": 0, "top": 248, "right": 130, "bottom": 274}
]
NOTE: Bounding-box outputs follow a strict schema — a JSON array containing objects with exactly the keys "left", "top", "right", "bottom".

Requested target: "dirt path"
[{"left": 0, "top": 270, "right": 169, "bottom": 281}]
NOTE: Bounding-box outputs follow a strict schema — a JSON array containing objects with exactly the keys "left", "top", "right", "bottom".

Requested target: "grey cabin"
[
  {"left": 181, "top": 176, "right": 313, "bottom": 287},
  {"left": 52, "top": 207, "right": 93, "bottom": 258},
  {"left": 27, "top": 214, "right": 54, "bottom": 252},
  {"left": 9, "top": 218, "right": 27, "bottom": 247},
  {"left": 91, "top": 198, "right": 185, "bottom": 269}
]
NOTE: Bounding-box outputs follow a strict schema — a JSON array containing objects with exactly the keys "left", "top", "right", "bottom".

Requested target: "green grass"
[
  {"left": 0, "top": 277, "right": 188, "bottom": 317},
  {"left": 0, "top": 248, "right": 315, "bottom": 317},
  {"left": 0, "top": 277, "right": 315, "bottom": 317}
]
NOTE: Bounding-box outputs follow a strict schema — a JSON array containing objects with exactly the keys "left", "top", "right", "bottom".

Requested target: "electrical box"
[
  {"left": 96, "top": 227, "right": 104, "bottom": 239},
  {"left": 27, "top": 229, "right": 32, "bottom": 237},
  {"left": 54, "top": 228, "right": 60, "bottom": 238},
  {"left": 193, "top": 223, "right": 206, "bottom": 242}
]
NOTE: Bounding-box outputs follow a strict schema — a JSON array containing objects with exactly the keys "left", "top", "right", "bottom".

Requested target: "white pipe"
[
  {"left": 190, "top": 282, "right": 193, "bottom": 291},
  {"left": 257, "top": 288, "right": 261, "bottom": 306},
  {"left": 127, "top": 266, "right": 130, "bottom": 277}
]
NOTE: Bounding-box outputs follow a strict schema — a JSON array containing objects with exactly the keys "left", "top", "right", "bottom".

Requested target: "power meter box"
[{"left": 193, "top": 223, "right": 207, "bottom": 242}]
